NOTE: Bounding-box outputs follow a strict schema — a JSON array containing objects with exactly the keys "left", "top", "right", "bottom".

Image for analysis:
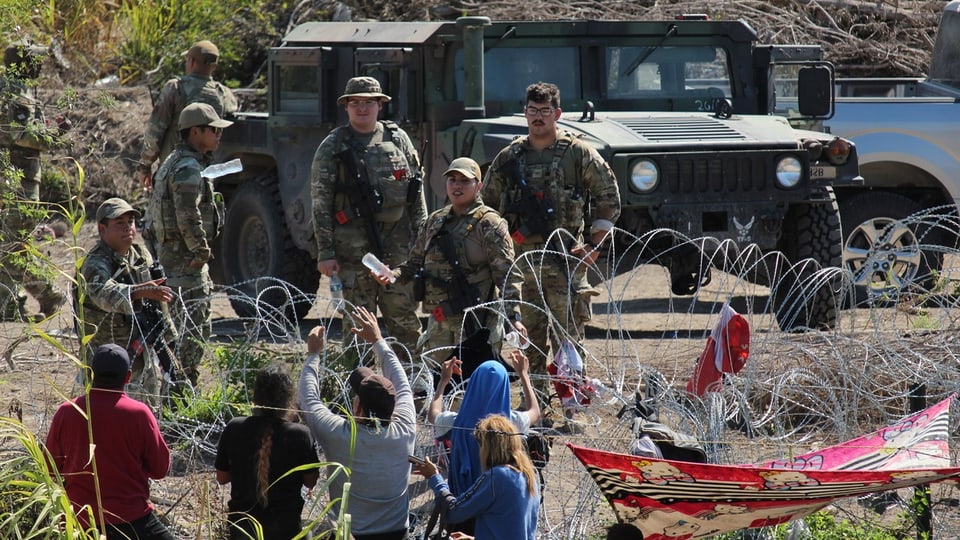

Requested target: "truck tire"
[
  {"left": 772, "top": 188, "right": 842, "bottom": 331},
  {"left": 839, "top": 191, "right": 941, "bottom": 304},
  {"left": 221, "top": 176, "right": 319, "bottom": 321}
]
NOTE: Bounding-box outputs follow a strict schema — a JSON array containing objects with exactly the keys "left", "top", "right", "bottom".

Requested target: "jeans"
[{"left": 105, "top": 511, "right": 175, "bottom": 540}]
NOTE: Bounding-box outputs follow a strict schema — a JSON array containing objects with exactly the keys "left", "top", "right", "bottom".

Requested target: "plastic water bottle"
[
  {"left": 201, "top": 158, "right": 243, "bottom": 179},
  {"left": 329, "top": 273, "right": 344, "bottom": 309},
  {"left": 362, "top": 252, "right": 395, "bottom": 283},
  {"left": 504, "top": 331, "right": 530, "bottom": 350}
]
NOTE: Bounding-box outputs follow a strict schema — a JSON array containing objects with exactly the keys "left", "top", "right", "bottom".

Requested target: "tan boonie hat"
[
  {"left": 179, "top": 102, "right": 234, "bottom": 130},
  {"left": 337, "top": 76, "right": 391, "bottom": 105},
  {"left": 182, "top": 40, "right": 220, "bottom": 64},
  {"left": 443, "top": 157, "right": 482, "bottom": 181},
  {"left": 96, "top": 197, "right": 141, "bottom": 222}
]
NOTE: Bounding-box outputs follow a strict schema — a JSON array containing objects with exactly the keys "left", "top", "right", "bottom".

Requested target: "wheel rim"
[
  {"left": 237, "top": 215, "right": 271, "bottom": 281},
  {"left": 842, "top": 216, "right": 922, "bottom": 296}
]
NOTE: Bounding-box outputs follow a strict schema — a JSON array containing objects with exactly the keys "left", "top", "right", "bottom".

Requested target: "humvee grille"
[
  {"left": 660, "top": 154, "right": 770, "bottom": 194},
  {"left": 620, "top": 118, "right": 746, "bottom": 142}
]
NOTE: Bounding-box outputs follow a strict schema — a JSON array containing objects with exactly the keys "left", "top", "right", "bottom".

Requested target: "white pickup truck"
[{"left": 816, "top": 1, "right": 960, "bottom": 298}]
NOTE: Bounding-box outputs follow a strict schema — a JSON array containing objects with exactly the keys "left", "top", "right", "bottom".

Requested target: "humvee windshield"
[{"left": 455, "top": 45, "right": 730, "bottom": 111}]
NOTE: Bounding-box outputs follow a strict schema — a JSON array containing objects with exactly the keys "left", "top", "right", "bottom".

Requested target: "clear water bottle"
[
  {"left": 362, "top": 252, "right": 395, "bottom": 283},
  {"left": 201, "top": 158, "right": 243, "bottom": 179},
  {"left": 329, "top": 273, "right": 344, "bottom": 309},
  {"left": 504, "top": 331, "right": 530, "bottom": 350}
]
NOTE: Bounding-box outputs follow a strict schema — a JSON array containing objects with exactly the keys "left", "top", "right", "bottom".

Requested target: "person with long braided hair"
[
  {"left": 216, "top": 364, "right": 319, "bottom": 539},
  {"left": 411, "top": 414, "right": 539, "bottom": 540}
]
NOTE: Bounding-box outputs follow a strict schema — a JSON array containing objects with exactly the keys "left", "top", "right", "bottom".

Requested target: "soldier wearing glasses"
[
  {"left": 144, "top": 102, "right": 232, "bottom": 387},
  {"left": 310, "top": 77, "right": 426, "bottom": 353},
  {"left": 483, "top": 82, "right": 621, "bottom": 407}
]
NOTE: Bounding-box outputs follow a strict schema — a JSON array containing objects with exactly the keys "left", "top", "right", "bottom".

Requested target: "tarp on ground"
[{"left": 570, "top": 395, "right": 960, "bottom": 540}]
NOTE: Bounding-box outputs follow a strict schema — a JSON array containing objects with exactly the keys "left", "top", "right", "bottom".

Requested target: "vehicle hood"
[{"left": 471, "top": 111, "right": 815, "bottom": 158}]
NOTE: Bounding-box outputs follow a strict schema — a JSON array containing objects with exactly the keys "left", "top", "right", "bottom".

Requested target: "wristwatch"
[{"left": 509, "top": 311, "right": 522, "bottom": 323}]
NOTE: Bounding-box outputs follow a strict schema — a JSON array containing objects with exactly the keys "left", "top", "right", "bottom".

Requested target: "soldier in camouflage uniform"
[
  {"left": 0, "top": 43, "right": 66, "bottom": 322},
  {"left": 374, "top": 157, "right": 527, "bottom": 365},
  {"left": 144, "top": 103, "right": 231, "bottom": 387},
  {"left": 483, "top": 82, "right": 621, "bottom": 409},
  {"left": 137, "top": 40, "right": 238, "bottom": 191},
  {"left": 76, "top": 198, "right": 178, "bottom": 408},
  {"left": 310, "top": 77, "right": 426, "bottom": 353}
]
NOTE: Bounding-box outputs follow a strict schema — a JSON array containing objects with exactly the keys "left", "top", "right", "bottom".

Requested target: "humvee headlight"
[
  {"left": 775, "top": 156, "right": 803, "bottom": 188},
  {"left": 630, "top": 159, "right": 659, "bottom": 192}
]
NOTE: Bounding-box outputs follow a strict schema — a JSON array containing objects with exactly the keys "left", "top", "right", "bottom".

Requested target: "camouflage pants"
[
  {"left": 337, "top": 263, "right": 422, "bottom": 358},
  {"left": 167, "top": 274, "right": 212, "bottom": 387},
  {"left": 517, "top": 253, "right": 596, "bottom": 402},
  {"left": 418, "top": 308, "right": 504, "bottom": 366},
  {"left": 0, "top": 151, "right": 63, "bottom": 319}
]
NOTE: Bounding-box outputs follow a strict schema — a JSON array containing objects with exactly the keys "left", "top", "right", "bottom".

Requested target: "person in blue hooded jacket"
[{"left": 428, "top": 351, "right": 540, "bottom": 534}]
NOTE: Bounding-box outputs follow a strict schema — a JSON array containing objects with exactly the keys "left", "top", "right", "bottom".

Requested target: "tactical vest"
[
  {"left": 333, "top": 120, "right": 418, "bottom": 224},
  {"left": 145, "top": 146, "right": 223, "bottom": 245},
  {"left": 420, "top": 206, "right": 495, "bottom": 307},
  {"left": 505, "top": 132, "right": 586, "bottom": 238},
  {"left": 74, "top": 243, "right": 152, "bottom": 348},
  {"left": 0, "top": 81, "right": 50, "bottom": 151},
  {"left": 157, "top": 76, "right": 234, "bottom": 162}
]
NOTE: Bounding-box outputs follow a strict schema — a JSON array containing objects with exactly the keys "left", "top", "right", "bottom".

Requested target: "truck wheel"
[
  {"left": 840, "top": 192, "right": 941, "bottom": 304},
  {"left": 773, "top": 188, "right": 842, "bottom": 331},
  {"left": 221, "top": 176, "right": 319, "bottom": 321}
]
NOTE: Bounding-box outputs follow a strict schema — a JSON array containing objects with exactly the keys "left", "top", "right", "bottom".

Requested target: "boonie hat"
[
  {"left": 96, "top": 197, "right": 141, "bottom": 222},
  {"left": 337, "top": 76, "right": 391, "bottom": 105},
  {"left": 179, "top": 102, "right": 233, "bottom": 130},
  {"left": 90, "top": 344, "right": 131, "bottom": 388},
  {"left": 348, "top": 366, "right": 396, "bottom": 422},
  {"left": 443, "top": 157, "right": 482, "bottom": 181},
  {"left": 182, "top": 40, "right": 220, "bottom": 64}
]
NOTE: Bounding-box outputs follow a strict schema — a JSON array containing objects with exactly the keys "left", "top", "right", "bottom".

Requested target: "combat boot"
[{"left": 37, "top": 290, "right": 67, "bottom": 320}]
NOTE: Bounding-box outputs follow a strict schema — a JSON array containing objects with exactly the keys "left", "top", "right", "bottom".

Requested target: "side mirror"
[{"left": 797, "top": 65, "right": 833, "bottom": 118}]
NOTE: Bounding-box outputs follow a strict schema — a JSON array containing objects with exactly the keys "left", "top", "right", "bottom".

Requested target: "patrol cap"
[
  {"left": 337, "top": 76, "right": 391, "bottom": 105},
  {"left": 443, "top": 157, "right": 482, "bottom": 181},
  {"left": 348, "top": 366, "right": 396, "bottom": 422},
  {"left": 96, "top": 197, "right": 141, "bottom": 222},
  {"left": 90, "top": 344, "right": 131, "bottom": 389},
  {"left": 179, "top": 102, "right": 234, "bottom": 130},
  {"left": 182, "top": 40, "right": 220, "bottom": 64}
]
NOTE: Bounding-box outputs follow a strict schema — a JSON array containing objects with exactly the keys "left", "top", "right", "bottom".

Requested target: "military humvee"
[{"left": 215, "top": 15, "right": 861, "bottom": 330}]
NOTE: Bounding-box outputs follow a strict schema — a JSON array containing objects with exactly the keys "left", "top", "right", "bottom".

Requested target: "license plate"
[{"left": 810, "top": 165, "right": 836, "bottom": 180}]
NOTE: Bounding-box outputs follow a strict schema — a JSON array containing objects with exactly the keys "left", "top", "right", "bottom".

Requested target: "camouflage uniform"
[
  {"left": 145, "top": 144, "right": 222, "bottom": 386},
  {"left": 76, "top": 239, "right": 176, "bottom": 407},
  {"left": 483, "top": 131, "right": 620, "bottom": 391},
  {"left": 0, "top": 73, "right": 65, "bottom": 321},
  {"left": 311, "top": 122, "right": 426, "bottom": 351},
  {"left": 396, "top": 199, "right": 523, "bottom": 364},
  {"left": 139, "top": 73, "right": 237, "bottom": 174}
]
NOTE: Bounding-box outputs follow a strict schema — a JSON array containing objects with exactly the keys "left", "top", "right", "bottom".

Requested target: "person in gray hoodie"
[{"left": 299, "top": 305, "right": 416, "bottom": 539}]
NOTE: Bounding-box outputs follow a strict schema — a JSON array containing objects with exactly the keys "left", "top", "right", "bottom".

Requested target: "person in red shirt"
[{"left": 46, "top": 344, "right": 173, "bottom": 540}]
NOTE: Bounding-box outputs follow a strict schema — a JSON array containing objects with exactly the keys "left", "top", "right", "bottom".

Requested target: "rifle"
[
  {"left": 130, "top": 262, "right": 178, "bottom": 378},
  {"left": 433, "top": 230, "right": 483, "bottom": 317},
  {"left": 500, "top": 158, "right": 557, "bottom": 244},
  {"left": 335, "top": 148, "right": 385, "bottom": 257}
]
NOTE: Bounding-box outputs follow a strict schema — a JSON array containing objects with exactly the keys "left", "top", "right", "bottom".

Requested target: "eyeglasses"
[
  {"left": 446, "top": 176, "right": 478, "bottom": 186},
  {"left": 348, "top": 99, "right": 379, "bottom": 109},
  {"left": 203, "top": 126, "right": 223, "bottom": 136},
  {"left": 524, "top": 106, "right": 555, "bottom": 117}
]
